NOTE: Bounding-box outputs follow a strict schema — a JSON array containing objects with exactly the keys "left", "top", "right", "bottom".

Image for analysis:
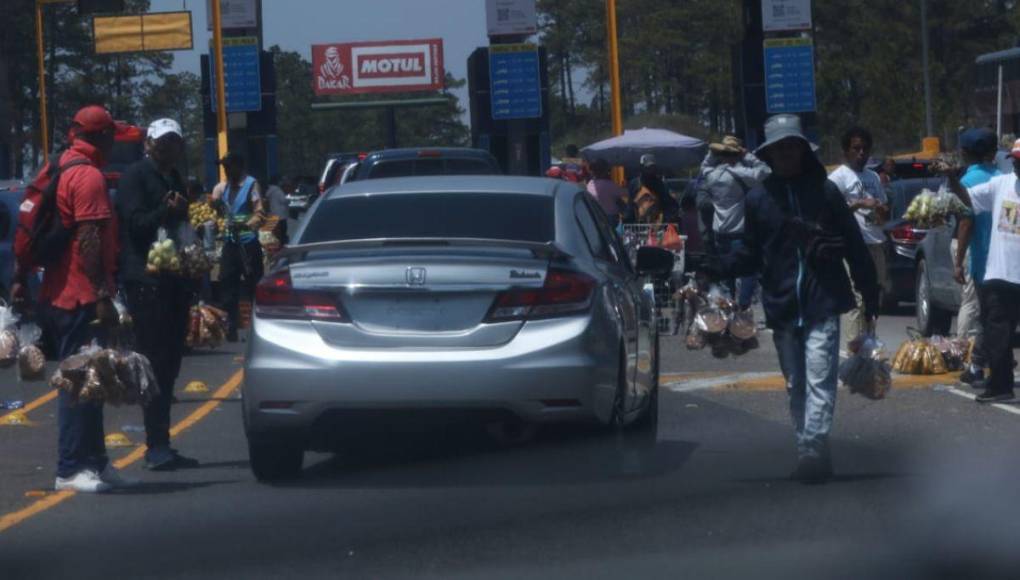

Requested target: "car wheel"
[
  {"left": 248, "top": 435, "right": 303, "bottom": 482},
  {"left": 916, "top": 259, "right": 952, "bottom": 337},
  {"left": 630, "top": 343, "right": 659, "bottom": 437}
]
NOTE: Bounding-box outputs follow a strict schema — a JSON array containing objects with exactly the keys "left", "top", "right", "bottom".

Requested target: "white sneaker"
[
  {"left": 55, "top": 469, "right": 112, "bottom": 493},
  {"left": 99, "top": 465, "right": 141, "bottom": 489}
]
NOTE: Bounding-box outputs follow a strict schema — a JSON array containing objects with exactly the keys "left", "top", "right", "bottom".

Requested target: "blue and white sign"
[
  {"left": 489, "top": 44, "right": 541, "bottom": 120},
  {"left": 209, "top": 36, "right": 261, "bottom": 113},
  {"left": 764, "top": 38, "right": 816, "bottom": 114}
]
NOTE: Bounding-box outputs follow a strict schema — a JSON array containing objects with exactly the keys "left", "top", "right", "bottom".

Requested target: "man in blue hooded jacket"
[{"left": 726, "top": 115, "right": 880, "bottom": 483}]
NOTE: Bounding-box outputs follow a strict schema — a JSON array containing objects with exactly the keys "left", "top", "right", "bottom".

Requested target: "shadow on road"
[
  {"left": 108, "top": 479, "right": 239, "bottom": 495},
  {"left": 280, "top": 425, "right": 698, "bottom": 490}
]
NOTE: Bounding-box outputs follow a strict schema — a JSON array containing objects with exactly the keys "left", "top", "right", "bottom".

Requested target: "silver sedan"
[{"left": 242, "top": 176, "right": 674, "bottom": 480}]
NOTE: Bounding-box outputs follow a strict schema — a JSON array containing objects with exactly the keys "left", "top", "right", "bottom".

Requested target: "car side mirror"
[{"left": 636, "top": 246, "right": 674, "bottom": 278}]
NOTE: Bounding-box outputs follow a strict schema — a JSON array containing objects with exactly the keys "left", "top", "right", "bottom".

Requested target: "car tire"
[
  {"left": 630, "top": 342, "right": 659, "bottom": 437},
  {"left": 916, "top": 259, "right": 952, "bottom": 337},
  {"left": 248, "top": 436, "right": 303, "bottom": 482}
]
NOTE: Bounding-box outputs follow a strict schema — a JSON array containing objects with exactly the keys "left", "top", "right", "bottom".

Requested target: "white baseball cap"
[{"left": 147, "top": 118, "right": 182, "bottom": 141}]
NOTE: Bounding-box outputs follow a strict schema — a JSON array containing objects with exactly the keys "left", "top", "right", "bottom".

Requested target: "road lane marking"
[
  {"left": 661, "top": 371, "right": 962, "bottom": 392},
  {"left": 0, "top": 369, "right": 243, "bottom": 534},
  {"left": 0, "top": 390, "right": 57, "bottom": 426},
  {"left": 943, "top": 385, "right": 1020, "bottom": 416}
]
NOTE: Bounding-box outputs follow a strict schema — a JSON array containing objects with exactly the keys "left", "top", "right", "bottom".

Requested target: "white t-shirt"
[
  {"left": 967, "top": 172, "right": 1020, "bottom": 285},
  {"left": 828, "top": 165, "right": 888, "bottom": 245}
]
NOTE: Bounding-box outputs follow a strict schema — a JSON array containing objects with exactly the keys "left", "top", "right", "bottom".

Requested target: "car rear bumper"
[{"left": 242, "top": 315, "right": 619, "bottom": 440}]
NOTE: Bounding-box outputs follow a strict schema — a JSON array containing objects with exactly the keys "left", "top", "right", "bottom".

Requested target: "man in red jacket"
[{"left": 36, "top": 106, "right": 137, "bottom": 492}]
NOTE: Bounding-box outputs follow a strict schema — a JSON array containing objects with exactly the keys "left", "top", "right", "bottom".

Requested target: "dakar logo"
[{"left": 318, "top": 46, "right": 351, "bottom": 90}]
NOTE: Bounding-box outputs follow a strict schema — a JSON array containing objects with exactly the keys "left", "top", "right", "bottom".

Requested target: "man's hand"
[
  {"left": 95, "top": 296, "right": 118, "bottom": 328},
  {"left": 954, "top": 263, "right": 967, "bottom": 285}
]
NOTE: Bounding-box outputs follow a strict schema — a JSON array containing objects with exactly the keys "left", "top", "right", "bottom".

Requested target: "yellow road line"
[
  {"left": 0, "top": 369, "right": 243, "bottom": 534},
  {"left": 1, "top": 390, "right": 58, "bottom": 424}
]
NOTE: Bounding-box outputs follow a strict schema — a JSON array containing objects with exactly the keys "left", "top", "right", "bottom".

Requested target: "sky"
[{"left": 151, "top": 0, "right": 493, "bottom": 109}]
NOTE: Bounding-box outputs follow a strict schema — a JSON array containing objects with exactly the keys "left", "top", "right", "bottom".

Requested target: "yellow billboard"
[{"left": 93, "top": 11, "right": 193, "bottom": 54}]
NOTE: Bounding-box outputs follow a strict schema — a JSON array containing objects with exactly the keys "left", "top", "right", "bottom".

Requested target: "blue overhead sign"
[
  {"left": 209, "top": 36, "right": 261, "bottom": 113},
  {"left": 764, "top": 37, "right": 816, "bottom": 114},
  {"left": 489, "top": 43, "right": 541, "bottom": 120}
]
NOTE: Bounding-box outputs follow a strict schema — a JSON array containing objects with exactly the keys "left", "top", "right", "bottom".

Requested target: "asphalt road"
[{"left": 2, "top": 314, "right": 1020, "bottom": 579}]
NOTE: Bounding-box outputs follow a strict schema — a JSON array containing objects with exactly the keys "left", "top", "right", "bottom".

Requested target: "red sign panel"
[{"left": 312, "top": 38, "right": 445, "bottom": 96}]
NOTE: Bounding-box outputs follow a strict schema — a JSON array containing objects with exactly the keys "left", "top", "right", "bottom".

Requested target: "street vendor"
[
  {"left": 210, "top": 152, "right": 265, "bottom": 342},
  {"left": 115, "top": 118, "right": 199, "bottom": 471}
]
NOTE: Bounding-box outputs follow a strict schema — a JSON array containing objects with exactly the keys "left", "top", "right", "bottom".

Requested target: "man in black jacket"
[
  {"left": 115, "top": 118, "right": 199, "bottom": 471},
  {"left": 731, "top": 114, "right": 880, "bottom": 483}
]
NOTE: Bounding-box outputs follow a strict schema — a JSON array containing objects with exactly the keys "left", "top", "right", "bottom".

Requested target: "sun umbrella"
[{"left": 581, "top": 128, "right": 708, "bottom": 170}]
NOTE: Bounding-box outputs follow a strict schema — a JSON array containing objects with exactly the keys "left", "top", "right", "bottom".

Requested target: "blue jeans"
[
  {"left": 772, "top": 317, "right": 840, "bottom": 460},
  {"left": 41, "top": 304, "right": 109, "bottom": 478}
]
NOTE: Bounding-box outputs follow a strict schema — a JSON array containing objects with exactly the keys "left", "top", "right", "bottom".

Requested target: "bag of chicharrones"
[
  {"left": 16, "top": 323, "right": 46, "bottom": 381},
  {"left": 839, "top": 334, "right": 892, "bottom": 400},
  {"left": 0, "top": 304, "right": 20, "bottom": 368},
  {"left": 48, "top": 341, "right": 159, "bottom": 406}
]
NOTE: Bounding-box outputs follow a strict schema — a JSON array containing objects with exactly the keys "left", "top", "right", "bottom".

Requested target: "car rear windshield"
[
  {"left": 366, "top": 158, "right": 497, "bottom": 179},
  {"left": 300, "top": 193, "right": 554, "bottom": 243}
]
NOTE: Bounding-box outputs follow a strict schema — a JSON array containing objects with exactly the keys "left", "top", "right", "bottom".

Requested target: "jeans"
[
  {"left": 773, "top": 316, "right": 840, "bottom": 460},
  {"left": 980, "top": 280, "right": 1020, "bottom": 394},
  {"left": 220, "top": 240, "right": 264, "bottom": 335},
  {"left": 40, "top": 303, "right": 109, "bottom": 478},
  {"left": 713, "top": 234, "right": 756, "bottom": 308},
  {"left": 124, "top": 280, "right": 193, "bottom": 452}
]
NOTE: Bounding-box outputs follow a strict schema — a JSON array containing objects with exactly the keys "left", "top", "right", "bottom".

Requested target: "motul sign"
[{"left": 312, "top": 39, "right": 445, "bottom": 96}]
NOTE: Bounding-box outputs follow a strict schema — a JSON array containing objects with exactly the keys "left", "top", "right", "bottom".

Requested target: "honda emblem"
[{"left": 406, "top": 267, "right": 427, "bottom": 286}]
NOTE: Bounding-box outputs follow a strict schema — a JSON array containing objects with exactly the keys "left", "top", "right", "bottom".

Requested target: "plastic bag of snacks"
[
  {"left": 928, "top": 335, "right": 970, "bottom": 372},
  {"left": 0, "top": 304, "right": 19, "bottom": 368},
  {"left": 901, "top": 185, "right": 970, "bottom": 229},
  {"left": 180, "top": 243, "right": 214, "bottom": 279},
  {"left": 16, "top": 323, "right": 45, "bottom": 382},
  {"left": 48, "top": 343, "right": 159, "bottom": 406},
  {"left": 839, "top": 334, "right": 892, "bottom": 400},
  {"left": 891, "top": 333, "right": 948, "bottom": 375},
  {"left": 186, "top": 303, "right": 228, "bottom": 349},
  {"left": 728, "top": 309, "right": 757, "bottom": 341}
]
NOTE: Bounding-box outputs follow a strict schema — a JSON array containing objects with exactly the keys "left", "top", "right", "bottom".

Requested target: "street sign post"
[
  {"left": 209, "top": 36, "right": 261, "bottom": 112},
  {"left": 489, "top": 44, "right": 541, "bottom": 120},
  {"left": 761, "top": 0, "right": 812, "bottom": 32},
  {"left": 764, "top": 37, "right": 816, "bottom": 114}
]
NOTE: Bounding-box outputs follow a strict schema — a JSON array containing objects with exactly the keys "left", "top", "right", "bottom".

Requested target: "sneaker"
[
  {"left": 99, "top": 465, "right": 140, "bottom": 489},
  {"left": 959, "top": 367, "right": 985, "bottom": 385},
  {"left": 55, "top": 470, "right": 112, "bottom": 493},
  {"left": 975, "top": 389, "right": 1015, "bottom": 404},
  {"left": 790, "top": 456, "right": 833, "bottom": 485},
  {"left": 145, "top": 446, "right": 177, "bottom": 471}
]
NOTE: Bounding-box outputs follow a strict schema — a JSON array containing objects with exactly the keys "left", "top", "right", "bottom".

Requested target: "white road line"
[
  {"left": 938, "top": 385, "right": 1020, "bottom": 416},
  {"left": 662, "top": 372, "right": 778, "bottom": 393}
]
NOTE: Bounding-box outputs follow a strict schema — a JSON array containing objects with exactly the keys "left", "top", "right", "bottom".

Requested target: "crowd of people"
[
  {"left": 550, "top": 114, "right": 1020, "bottom": 484},
  {"left": 10, "top": 105, "right": 289, "bottom": 493}
]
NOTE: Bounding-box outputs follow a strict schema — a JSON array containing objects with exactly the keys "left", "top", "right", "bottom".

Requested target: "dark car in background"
[
  {"left": 881, "top": 177, "right": 945, "bottom": 310},
  {"left": 345, "top": 147, "right": 502, "bottom": 182}
]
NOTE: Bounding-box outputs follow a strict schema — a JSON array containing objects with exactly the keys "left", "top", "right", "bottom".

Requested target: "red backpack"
[{"left": 15, "top": 156, "right": 92, "bottom": 270}]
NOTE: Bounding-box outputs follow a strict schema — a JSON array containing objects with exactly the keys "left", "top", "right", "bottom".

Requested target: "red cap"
[{"left": 71, "top": 105, "right": 115, "bottom": 134}]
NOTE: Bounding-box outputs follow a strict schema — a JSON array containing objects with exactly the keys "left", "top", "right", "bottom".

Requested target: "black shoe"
[
  {"left": 959, "top": 367, "right": 984, "bottom": 385},
  {"left": 791, "top": 456, "right": 833, "bottom": 484},
  {"left": 975, "top": 389, "right": 1015, "bottom": 404}
]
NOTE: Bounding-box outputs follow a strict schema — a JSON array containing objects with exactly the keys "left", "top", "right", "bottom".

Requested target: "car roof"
[
  {"left": 361, "top": 147, "right": 495, "bottom": 161},
  {"left": 325, "top": 175, "right": 577, "bottom": 200}
]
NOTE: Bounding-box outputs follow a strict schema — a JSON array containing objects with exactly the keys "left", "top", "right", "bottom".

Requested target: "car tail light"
[
  {"left": 318, "top": 183, "right": 325, "bottom": 194},
  {"left": 912, "top": 163, "right": 925, "bottom": 170},
  {"left": 255, "top": 269, "right": 348, "bottom": 321},
  {"left": 417, "top": 150, "right": 443, "bottom": 158},
  {"left": 485, "top": 269, "right": 596, "bottom": 322},
  {"left": 890, "top": 223, "right": 927, "bottom": 244}
]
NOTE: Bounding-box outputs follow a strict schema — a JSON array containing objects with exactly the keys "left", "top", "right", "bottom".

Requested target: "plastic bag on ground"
[
  {"left": 839, "top": 334, "right": 892, "bottom": 400},
  {"left": 16, "top": 323, "right": 45, "bottom": 382},
  {"left": 0, "top": 305, "right": 19, "bottom": 368}
]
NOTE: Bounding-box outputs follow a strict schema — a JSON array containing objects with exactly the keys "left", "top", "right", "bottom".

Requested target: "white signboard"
[
  {"left": 206, "top": 0, "right": 258, "bottom": 30},
  {"left": 762, "top": 0, "right": 812, "bottom": 32},
  {"left": 486, "top": 0, "right": 538, "bottom": 37}
]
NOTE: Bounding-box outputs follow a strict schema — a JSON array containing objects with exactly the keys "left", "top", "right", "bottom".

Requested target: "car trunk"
[{"left": 289, "top": 247, "right": 550, "bottom": 348}]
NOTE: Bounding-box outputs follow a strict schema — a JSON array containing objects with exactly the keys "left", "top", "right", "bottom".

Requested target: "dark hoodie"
[{"left": 735, "top": 149, "right": 879, "bottom": 330}]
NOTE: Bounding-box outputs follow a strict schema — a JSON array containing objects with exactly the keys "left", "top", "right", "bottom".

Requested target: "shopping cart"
[{"left": 619, "top": 224, "right": 687, "bottom": 333}]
